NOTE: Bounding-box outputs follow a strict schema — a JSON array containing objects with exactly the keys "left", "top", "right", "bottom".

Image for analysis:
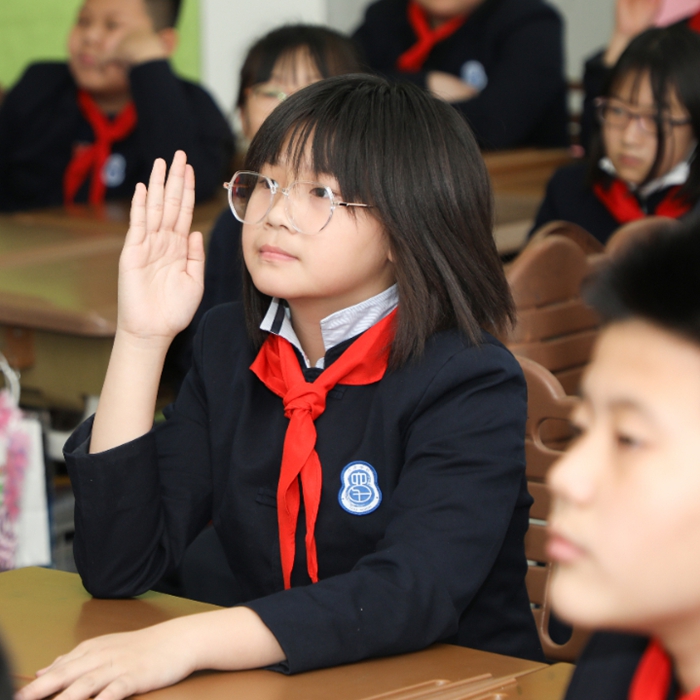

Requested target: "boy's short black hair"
[
  {"left": 243, "top": 74, "right": 514, "bottom": 367},
  {"left": 144, "top": 0, "right": 181, "bottom": 30},
  {"left": 585, "top": 216, "right": 700, "bottom": 345},
  {"left": 237, "top": 25, "right": 364, "bottom": 109},
  {"left": 588, "top": 25, "right": 700, "bottom": 204}
]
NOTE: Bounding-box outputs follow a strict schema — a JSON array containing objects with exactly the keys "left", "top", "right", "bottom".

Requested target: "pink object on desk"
[{"left": 655, "top": 0, "right": 700, "bottom": 26}]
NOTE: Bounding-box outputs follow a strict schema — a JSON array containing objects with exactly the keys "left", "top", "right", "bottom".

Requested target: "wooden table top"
[{"left": 0, "top": 568, "right": 573, "bottom": 700}]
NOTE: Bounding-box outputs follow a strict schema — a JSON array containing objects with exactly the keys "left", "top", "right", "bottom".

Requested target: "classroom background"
[{"left": 0, "top": 0, "right": 614, "bottom": 121}]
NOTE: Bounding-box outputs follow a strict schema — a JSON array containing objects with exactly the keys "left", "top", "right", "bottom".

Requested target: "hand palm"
[
  {"left": 616, "top": 0, "right": 663, "bottom": 36},
  {"left": 118, "top": 152, "right": 205, "bottom": 341}
]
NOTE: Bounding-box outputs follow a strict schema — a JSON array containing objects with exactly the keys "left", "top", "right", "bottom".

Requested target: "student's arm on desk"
[{"left": 16, "top": 606, "right": 285, "bottom": 700}]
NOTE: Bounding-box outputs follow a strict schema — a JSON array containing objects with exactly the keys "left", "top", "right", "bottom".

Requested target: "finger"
[
  {"left": 174, "top": 163, "right": 196, "bottom": 237},
  {"left": 161, "top": 151, "right": 188, "bottom": 234},
  {"left": 125, "top": 183, "right": 148, "bottom": 247},
  {"left": 94, "top": 676, "right": 133, "bottom": 700},
  {"left": 52, "top": 672, "right": 110, "bottom": 700},
  {"left": 145, "top": 158, "right": 167, "bottom": 234},
  {"left": 186, "top": 231, "right": 205, "bottom": 286}
]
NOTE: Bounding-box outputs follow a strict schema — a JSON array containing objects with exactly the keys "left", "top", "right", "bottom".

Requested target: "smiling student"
[
  {"left": 547, "top": 220, "right": 700, "bottom": 699},
  {"left": 17, "top": 75, "right": 542, "bottom": 700},
  {"left": 0, "top": 0, "right": 232, "bottom": 211},
  {"left": 531, "top": 25, "right": 700, "bottom": 245}
]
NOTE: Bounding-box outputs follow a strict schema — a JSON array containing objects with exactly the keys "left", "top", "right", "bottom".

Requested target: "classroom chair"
[
  {"left": 503, "top": 233, "right": 601, "bottom": 395},
  {"left": 517, "top": 355, "right": 591, "bottom": 663},
  {"left": 527, "top": 219, "right": 604, "bottom": 255}
]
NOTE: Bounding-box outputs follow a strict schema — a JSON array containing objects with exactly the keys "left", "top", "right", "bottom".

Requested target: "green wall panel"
[{"left": 0, "top": 0, "right": 200, "bottom": 91}]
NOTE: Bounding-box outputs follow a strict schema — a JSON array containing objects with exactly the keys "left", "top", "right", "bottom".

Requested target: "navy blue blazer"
[{"left": 65, "top": 302, "right": 543, "bottom": 672}]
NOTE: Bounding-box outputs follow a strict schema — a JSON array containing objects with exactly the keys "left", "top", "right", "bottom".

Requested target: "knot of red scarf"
[
  {"left": 630, "top": 639, "right": 700, "bottom": 700},
  {"left": 396, "top": 1, "right": 468, "bottom": 73},
  {"left": 63, "top": 90, "right": 137, "bottom": 207},
  {"left": 592, "top": 179, "right": 691, "bottom": 225},
  {"left": 250, "top": 309, "right": 397, "bottom": 589}
]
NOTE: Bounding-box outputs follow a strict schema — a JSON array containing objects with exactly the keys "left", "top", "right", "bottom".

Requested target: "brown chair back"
[
  {"left": 504, "top": 234, "right": 601, "bottom": 395},
  {"left": 518, "top": 355, "right": 591, "bottom": 662},
  {"left": 528, "top": 219, "right": 604, "bottom": 255}
]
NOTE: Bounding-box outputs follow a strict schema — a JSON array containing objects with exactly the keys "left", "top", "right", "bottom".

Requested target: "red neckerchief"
[
  {"left": 396, "top": 0, "right": 468, "bottom": 73},
  {"left": 592, "top": 179, "right": 691, "bottom": 224},
  {"left": 629, "top": 639, "right": 700, "bottom": 700},
  {"left": 688, "top": 10, "right": 700, "bottom": 33},
  {"left": 63, "top": 90, "right": 137, "bottom": 206},
  {"left": 250, "top": 309, "right": 397, "bottom": 589}
]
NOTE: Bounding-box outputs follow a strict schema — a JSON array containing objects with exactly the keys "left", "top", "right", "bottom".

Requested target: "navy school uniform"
[
  {"left": 65, "top": 301, "right": 544, "bottom": 672},
  {"left": 0, "top": 60, "right": 234, "bottom": 211},
  {"left": 352, "top": 0, "right": 569, "bottom": 150},
  {"left": 529, "top": 161, "right": 698, "bottom": 245},
  {"left": 564, "top": 633, "right": 679, "bottom": 700}
]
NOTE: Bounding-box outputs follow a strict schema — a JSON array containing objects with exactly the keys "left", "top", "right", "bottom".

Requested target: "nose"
[
  {"left": 547, "top": 428, "right": 601, "bottom": 508},
  {"left": 620, "top": 114, "right": 647, "bottom": 144},
  {"left": 265, "top": 186, "right": 293, "bottom": 230}
]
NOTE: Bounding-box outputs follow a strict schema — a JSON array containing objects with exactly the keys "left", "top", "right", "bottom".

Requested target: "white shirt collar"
[
  {"left": 599, "top": 144, "right": 696, "bottom": 198},
  {"left": 259, "top": 285, "right": 399, "bottom": 369}
]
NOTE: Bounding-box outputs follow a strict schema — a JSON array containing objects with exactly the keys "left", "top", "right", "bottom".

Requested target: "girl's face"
[
  {"left": 603, "top": 72, "right": 695, "bottom": 185},
  {"left": 242, "top": 159, "right": 395, "bottom": 319},
  {"left": 415, "top": 0, "right": 485, "bottom": 22},
  {"left": 240, "top": 50, "right": 323, "bottom": 142},
  {"left": 547, "top": 320, "right": 700, "bottom": 640}
]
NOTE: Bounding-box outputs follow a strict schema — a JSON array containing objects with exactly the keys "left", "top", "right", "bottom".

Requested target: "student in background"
[
  {"left": 352, "top": 0, "right": 568, "bottom": 150},
  {"left": 0, "top": 0, "right": 232, "bottom": 212},
  {"left": 18, "top": 75, "right": 542, "bottom": 700},
  {"left": 580, "top": 0, "right": 700, "bottom": 149},
  {"left": 549, "top": 220, "right": 700, "bottom": 699},
  {"left": 531, "top": 26, "right": 700, "bottom": 245}
]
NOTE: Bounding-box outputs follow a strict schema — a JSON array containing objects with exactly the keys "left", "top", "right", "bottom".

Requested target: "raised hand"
[
  {"left": 606, "top": 0, "right": 664, "bottom": 64},
  {"left": 117, "top": 150, "right": 205, "bottom": 344}
]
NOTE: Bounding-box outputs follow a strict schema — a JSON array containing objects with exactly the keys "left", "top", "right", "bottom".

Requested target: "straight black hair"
[
  {"left": 236, "top": 25, "right": 365, "bottom": 110},
  {"left": 143, "top": 0, "right": 181, "bottom": 29},
  {"left": 242, "top": 74, "right": 514, "bottom": 367},
  {"left": 584, "top": 215, "right": 700, "bottom": 345},
  {"left": 588, "top": 25, "right": 700, "bottom": 204}
]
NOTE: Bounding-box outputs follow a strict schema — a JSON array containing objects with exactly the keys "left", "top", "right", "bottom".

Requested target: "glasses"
[
  {"left": 223, "top": 171, "right": 372, "bottom": 235},
  {"left": 595, "top": 97, "right": 691, "bottom": 135},
  {"left": 251, "top": 85, "right": 289, "bottom": 103}
]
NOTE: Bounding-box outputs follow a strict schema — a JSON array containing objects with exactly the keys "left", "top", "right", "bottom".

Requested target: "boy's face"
[
  {"left": 67, "top": 0, "right": 156, "bottom": 97},
  {"left": 547, "top": 319, "right": 700, "bottom": 638}
]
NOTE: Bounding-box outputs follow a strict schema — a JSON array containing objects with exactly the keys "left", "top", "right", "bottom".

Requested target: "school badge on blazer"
[{"left": 338, "top": 461, "right": 382, "bottom": 515}]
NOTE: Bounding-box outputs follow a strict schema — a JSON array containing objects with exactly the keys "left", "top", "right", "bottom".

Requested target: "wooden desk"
[{"left": 0, "top": 568, "right": 573, "bottom": 700}]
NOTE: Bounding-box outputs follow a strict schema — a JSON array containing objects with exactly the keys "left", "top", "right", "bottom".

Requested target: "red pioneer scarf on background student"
[
  {"left": 250, "top": 310, "right": 397, "bottom": 589},
  {"left": 592, "top": 179, "right": 692, "bottom": 224},
  {"left": 396, "top": 1, "right": 468, "bottom": 72},
  {"left": 688, "top": 10, "right": 700, "bottom": 32},
  {"left": 63, "top": 90, "right": 137, "bottom": 207},
  {"left": 630, "top": 639, "right": 700, "bottom": 700}
]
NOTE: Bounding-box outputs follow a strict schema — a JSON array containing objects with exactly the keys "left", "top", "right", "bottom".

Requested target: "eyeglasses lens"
[
  {"left": 287, "top": 182, "right": 333, "bottom": 234},
  {"left": 599, "top": 103, "right": 658, "bottom": 134}
]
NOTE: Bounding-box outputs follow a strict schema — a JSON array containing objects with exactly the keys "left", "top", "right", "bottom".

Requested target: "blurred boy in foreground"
[
  {"left": 548, "top": 219, "right": 700, "bottom": 699},
  {"left": 0, "top": 0, "right": 232, "bottom": 211}
]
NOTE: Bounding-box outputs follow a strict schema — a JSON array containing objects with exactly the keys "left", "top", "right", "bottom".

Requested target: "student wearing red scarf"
[
  {"left": 17, "top": 76, "right": 542, "bottom": 700},
  {"left": 352, "top": 0, "right": 568, "bottom": 150},
  {"left": 548, "top": 219, "right": 700, "bottom": 700},
  {"left": 0, "top": 0, "right": 232, "bottom": 212},
  {"left": 531, "top": 25, "right": 700, "bottom": 245}
]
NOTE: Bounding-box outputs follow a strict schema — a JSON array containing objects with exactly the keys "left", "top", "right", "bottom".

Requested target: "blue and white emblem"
[
  {"left": 102, "top": 153, "right": 127, "bottom": 188},
  {"left": 338, "top": 461, "right": 382, "bottom": 515},
  {"left": 460, "top": 60, "right": 488, "bottom": 91}
]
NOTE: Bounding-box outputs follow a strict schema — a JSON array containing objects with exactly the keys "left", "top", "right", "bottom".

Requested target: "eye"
[
  {"left": 309, "top": 186, "right": 331, "bottom": 200},
  {"left": 615, "top": 432, "right": 642, "bottom": 449},
  {"left": 105, "top": 20, "right": 121, "bottom": 31}
]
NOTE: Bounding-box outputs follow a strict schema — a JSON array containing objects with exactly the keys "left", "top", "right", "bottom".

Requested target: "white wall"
[{"left": 199, "top": 0, "right": 617, "bottom": 116}]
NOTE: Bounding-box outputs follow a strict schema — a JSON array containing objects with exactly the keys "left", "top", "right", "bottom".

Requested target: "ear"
[{"left": 158, "top": 27, "right": 178, "bottom": 57}]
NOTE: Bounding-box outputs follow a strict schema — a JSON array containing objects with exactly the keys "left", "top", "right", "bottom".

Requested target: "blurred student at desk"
[{"left": 0, "top": 0, "right": 233, "bottom": 212}]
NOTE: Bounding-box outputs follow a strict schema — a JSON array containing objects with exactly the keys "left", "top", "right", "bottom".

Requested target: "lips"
[
  {"left": 546, "top": 526, "right": 587, "bottom": 564},
  {"left": 259, "top": 244, "right": 297, "bottom": 262}
]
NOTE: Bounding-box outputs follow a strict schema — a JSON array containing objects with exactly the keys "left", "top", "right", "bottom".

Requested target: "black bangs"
[
  {"left": 242, "top": 74, "right": 514, "bottom": 366},
  {"left": 584, "top": 215, "right": 700, "bottom": 345}
]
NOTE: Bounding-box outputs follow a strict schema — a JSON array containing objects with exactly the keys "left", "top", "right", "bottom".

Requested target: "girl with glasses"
[
  {"left": 531, "top": 25, "right": 700, "bottom": 245},
  {"left": 18, "top": 75, "right": 542, "bottom": 700}
]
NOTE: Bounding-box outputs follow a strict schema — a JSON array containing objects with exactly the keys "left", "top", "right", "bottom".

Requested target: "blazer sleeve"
[
  {"left": 452, "top": 11, "right": 566, "bottom": 149},
  {"left": 128, "top": 60, "right": 234, "bottom": 201},
  {"left": 246, "top": 341, "right": 529, "bottom": 673},
  {"left": 65, "top": 314, "right": 216, "bottom": 598}
]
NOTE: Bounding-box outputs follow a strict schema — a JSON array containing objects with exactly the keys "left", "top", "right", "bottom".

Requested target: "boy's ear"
[{"left": 157, "top": 27, "right": 178, "bottom": 57}]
